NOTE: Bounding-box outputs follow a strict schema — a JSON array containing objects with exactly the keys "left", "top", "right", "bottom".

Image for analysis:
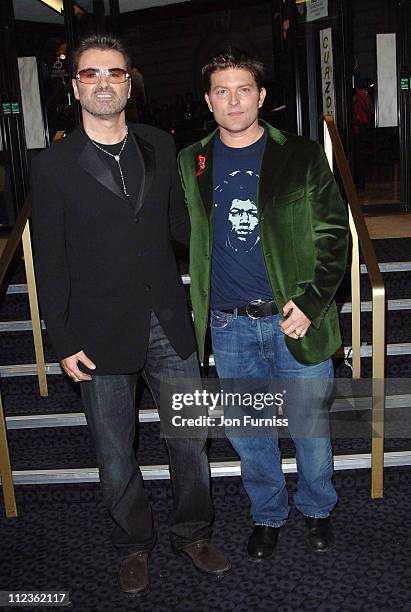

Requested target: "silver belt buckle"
[{"left": 245, "top": 299, "right": 265, "bottom": 319}]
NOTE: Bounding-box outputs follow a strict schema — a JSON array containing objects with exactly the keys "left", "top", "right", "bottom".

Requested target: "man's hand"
[
  {"left": 61, "top": 350, "right": 96, "bottom": 382},
  {"left": 280, "top": 300, "right": 311, "bottom": 339}
]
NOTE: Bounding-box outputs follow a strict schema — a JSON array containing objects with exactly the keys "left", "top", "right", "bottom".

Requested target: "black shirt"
[{"left": 91, "top": 133, "right": 142, "bottom": 207}]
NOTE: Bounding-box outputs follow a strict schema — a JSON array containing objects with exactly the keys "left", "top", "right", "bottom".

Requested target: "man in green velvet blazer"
[{"left": 178, "top": 48, "right": 348, "bottom": 561}]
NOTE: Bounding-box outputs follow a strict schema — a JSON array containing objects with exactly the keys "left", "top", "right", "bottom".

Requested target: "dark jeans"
[{"left": 80, "top": 312, "right": 213, "bottom": 556}]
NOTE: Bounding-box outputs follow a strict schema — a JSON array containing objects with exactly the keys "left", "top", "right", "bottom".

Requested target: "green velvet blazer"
[{"left": 178, "top": 121, "right": 349, "bottom": 365}]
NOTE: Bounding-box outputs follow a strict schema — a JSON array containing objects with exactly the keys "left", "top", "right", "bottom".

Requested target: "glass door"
[
  {"left": 351, "top": 0, "right": 402, "bottom": 212},
  {"left": 0, "top": 0, "right": 30, "bottom": 225}
]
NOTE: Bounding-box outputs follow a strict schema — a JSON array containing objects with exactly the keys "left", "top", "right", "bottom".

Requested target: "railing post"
[
  {"left": 22, "top": 219, "right": 48, "bottom": 397},
  {"left": 323, "top": 116, "right": 386, "bottom": 498},
  {"left": 0, "top": 389, "right": 17, "bottom": 517},
  {"left": 349, "top": 210, "right": 361, "bottom": 379},
  {"left": 371, "top": 288, "right": 385, "bottom": 498},
  {"left": 323, "top": 117, "right": 361, "bottom": 377}
]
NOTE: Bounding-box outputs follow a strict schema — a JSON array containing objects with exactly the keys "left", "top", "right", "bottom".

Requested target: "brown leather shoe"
[
  {"left": 175, "top": 540, "right": 232, "bottom": 577},
  {"left": 118, "top": 551, "right": 150, "bottom": 594}
]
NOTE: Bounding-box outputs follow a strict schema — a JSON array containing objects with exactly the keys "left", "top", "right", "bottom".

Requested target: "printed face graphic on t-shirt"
[
  {"left": 215, "top": 170, "right": 260, "bottom": 253},
  {"left": 228, "top": 198, "right": 259, "bottom": 248}
]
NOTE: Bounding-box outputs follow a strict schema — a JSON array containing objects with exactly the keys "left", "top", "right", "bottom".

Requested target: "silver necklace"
[{"left": 90, "top": 128, "right": 130, "bottom": 196}]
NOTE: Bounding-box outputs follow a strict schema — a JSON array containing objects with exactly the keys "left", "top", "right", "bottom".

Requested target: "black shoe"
[
  {"left": 247, "top": 525, "right": 280, "bottom": 561},
  {"left": 174, "top": 540, "right": 232, "bottom": 578},
  {"left": 118, "top": 551, "right": 150, "bottom": 594},
  {"left": 304, "top": 516, "right": 334, "bottom": 552}
]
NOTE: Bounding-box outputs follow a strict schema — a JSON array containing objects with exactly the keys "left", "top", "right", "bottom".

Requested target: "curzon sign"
[{"left": 320, "top": 27, "right": 336, "bottom": 119}]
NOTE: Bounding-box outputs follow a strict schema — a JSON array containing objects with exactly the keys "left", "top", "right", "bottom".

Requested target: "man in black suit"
[{"left": 31, "top": 33, "right": 231, "bottom": 594}]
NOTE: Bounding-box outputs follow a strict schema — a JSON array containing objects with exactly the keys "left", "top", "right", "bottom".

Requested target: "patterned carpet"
[{"left": 1, "top": 469, "right": 410, "bottom": 612}]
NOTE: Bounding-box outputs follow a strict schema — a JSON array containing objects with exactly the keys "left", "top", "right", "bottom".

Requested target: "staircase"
[{"left": 1, "top": 238, "right": 411, "bottom": 489}]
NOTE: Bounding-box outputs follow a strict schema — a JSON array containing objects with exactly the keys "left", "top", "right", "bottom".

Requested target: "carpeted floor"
[{"left": 1, "top": 469, "right": 411, "bottom": 612}]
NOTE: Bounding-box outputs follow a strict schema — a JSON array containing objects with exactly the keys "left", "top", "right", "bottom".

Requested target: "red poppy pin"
[{"left": 195, "top": 154, "right": 206, "bottom": 177}]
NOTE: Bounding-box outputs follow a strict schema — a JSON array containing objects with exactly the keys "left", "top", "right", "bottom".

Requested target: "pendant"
[{"left": 114, "top": 155, "right": 120, "bottom": 162}]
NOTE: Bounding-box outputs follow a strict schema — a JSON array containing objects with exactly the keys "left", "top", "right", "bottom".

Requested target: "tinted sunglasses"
[{"left": 75, "top": 68, "right": 130, "bottom": 84}]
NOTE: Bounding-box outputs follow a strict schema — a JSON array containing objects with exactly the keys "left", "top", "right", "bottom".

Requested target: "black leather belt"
[{"left": 220, "top": 299, "right": 278, "bottom": 319}]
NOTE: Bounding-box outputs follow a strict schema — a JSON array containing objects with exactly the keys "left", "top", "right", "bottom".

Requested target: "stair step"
[
  {"left": 6, "top": 413, "right": 411, "bottom": 472},
  {"left": 4, "top": 262, "right": 411, "bottom": 297},
  {"left": 1, "top": 261, "right": 410, "bottom": 328},
  {"left": 0, "top": 320, "right": 46, "bottom": 332},
  {"left": 9, "top": 451, "right": 411, "bottom": 484},
  {"left": 341, "top": 299, "right": 411, "bottom": 313},
  {"left": 6, "top": 409, "right": 159, "bottom": 428},
  {"left": 5, "top": 283, "right": 28, "bottom": 295},
  {"left": 340, "top": 311, "right": 411, "bottom": 345},
  {"left": 360, "top": 262, "right": 411, "bottom": 273},
  {"left": 1, "top": 374, "right": 155, "bottom": 416},
  {"left": 6, "top": 423, "right": 237, "bottom": 470},
  {"left": 0, "top": 299, "right": 409, "bottom": 333},
  {"left": 337, "top": 271, "right": 411, "bottom": 302},
  {"left": 2, "top": 370, "right": 409, "bottom": 420},
  {"left": 368, "top": 238, "right": 411, "bottom": 262},
  {"left": 1, "top": 345, "right": 410, "bottom": 379},
  {"left": 0, "top": 311, "right": 409, "bottom": 364},
  {"left": 0, "top": 318, "right": 409, "bottom": 367},
  {"left": 2, "top": 239, "right": 410, "bottom": 293},
  {"left": 206, "top": 343, "right": 411, "bottom": 367},
  {"left": 1, "top": 362, "right": 62, "bottom": 376},
  {"left": 5, "top": 394, "right": 411, "bottom": 429}
]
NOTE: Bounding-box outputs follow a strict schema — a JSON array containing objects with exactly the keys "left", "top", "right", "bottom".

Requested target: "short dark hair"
[
  {"left": 72, "top": 33, "right": 131, "bottom": 75},
  {"left": 202, "top": 47, "right": 265, "bottom": 93}
]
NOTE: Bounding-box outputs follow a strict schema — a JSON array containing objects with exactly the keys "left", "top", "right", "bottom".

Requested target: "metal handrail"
[
  {"left": 0, "top": 195, "right": 47, "bottom": 396},
  {"left": 324, "top": 116, "right": 386, "bottom": 498},
  {"left": 0, "top": 194, "right": 48, "bottom": 518},
  {"left": 0, "top": 195, "right": 31, "bottom": 287}
]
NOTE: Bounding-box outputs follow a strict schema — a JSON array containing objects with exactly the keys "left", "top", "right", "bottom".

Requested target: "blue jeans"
[
  {"left": 211, "top": 310, "right": 337, "bottom": 528},
  {"left": 81, "top": 312, "right": 213, "bottom": 556}
]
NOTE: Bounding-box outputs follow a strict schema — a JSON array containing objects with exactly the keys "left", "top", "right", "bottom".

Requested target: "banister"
[
  {"left": 0, "top": 196, "right": 31, "bottom": 287},
  {"left": 324, "top": 116, "right": 386, "bottom": 499}
]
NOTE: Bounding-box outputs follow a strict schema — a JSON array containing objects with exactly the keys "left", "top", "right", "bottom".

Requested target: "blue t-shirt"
[{"left": 211, "top": 131, "right": 273, "bottom": 310}]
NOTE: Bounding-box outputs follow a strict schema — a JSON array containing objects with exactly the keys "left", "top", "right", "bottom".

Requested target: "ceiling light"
[
  {"left": 38, "top": 0, "right": 64, "bottom": 15},
  {"left": 37, "top": 1, "right": 86, "bottom": 16}
]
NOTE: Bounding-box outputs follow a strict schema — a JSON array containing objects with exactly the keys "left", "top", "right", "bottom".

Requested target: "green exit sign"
[
  {"left": 2, "top": 102, "right": 20, "bottom": 114},
  {"left": 401, "top": 77, "right": 410, "bottom": 90}
]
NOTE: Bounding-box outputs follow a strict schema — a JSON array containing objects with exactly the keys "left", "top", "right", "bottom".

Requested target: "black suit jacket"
[{"left": 31, "top": 123, "right": 196, "bottom": 374}]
